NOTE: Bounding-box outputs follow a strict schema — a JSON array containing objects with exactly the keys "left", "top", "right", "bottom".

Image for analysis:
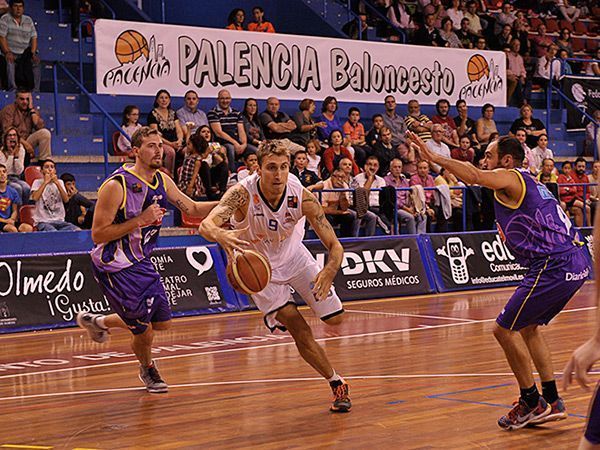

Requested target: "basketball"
[
  {"left": 467, "top": 54, "right": 490, "bottom": 82},
  {"left": 114, "top": 30, "right": 149, "bottom": 64},
  {"left": 226, "top": 250, "right": 272, "bottom": 295}
]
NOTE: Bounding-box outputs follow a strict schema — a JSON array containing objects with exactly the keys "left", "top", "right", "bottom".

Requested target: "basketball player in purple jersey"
[
  {"left": 410, "top": 131, "right": 590, "bottom": 430},
  {"left": 77, "top": 127, "right": 216, "bottom": 393},
  {"left": 564, "top": 208, "right": 600, "bottom": 449}
]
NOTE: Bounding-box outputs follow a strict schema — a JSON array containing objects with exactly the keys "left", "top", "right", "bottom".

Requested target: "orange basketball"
[
  {"left": 114, "top": 30, "right": 149, "bottom": 64},
  {"left": 226, "top": 250, "right": 272, "bottom": 295},
  {"left": 467, "top": 54, "right": 490, "bottom": 82}
]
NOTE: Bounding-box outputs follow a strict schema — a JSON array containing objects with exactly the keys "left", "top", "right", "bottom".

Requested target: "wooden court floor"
[{"left": 0, "top": 284, "right": 598, "bottom": 449}]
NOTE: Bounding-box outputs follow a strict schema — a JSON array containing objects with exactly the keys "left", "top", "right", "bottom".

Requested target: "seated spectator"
[
  {"left": 30, "top": 159, "right": 79, "bottom": 231},
  {"left": 572, "top": 157, "right": 591, "bottom": 223},
  {"left": 384, "top": 158, "right": 426, "bottom": 234},
  {"left": 513, "top": 128, "right": 535, "bottom": 172},
  {"left": 584, "top": 48, "right": 600, "bottom": 76},
  {"left": 439, "top": 17, "right": 463, "bottom": 48},
  {"left": 226, "top": 8, "right": 245, "bottom": 30},
  {"left": 291, "top": 150, "right": 321, "bottom": 191},
  {"left": 321, "top": 130, "right": 359, "bottom": 178},
  {"left": 386, "top": 0, "right": 416, "bottom": 36},
  {"left": 320, "top": 169, "right": 357, "bottom": 238},
  {"left": 0, "top": 0, "right": 8, "bottom": 15},
  {"left": 316, "top": 96, "right": 345, "bottom": 144},
  {"left": 291, "top": 98, "right": 325, "bottom": 147},
  {"left": 456, "top": 18, "right": 475, "bottom": 48},
  {"left": 60, "top": 173, "right": 93, "bottom": 229},
  {"left": 537, "top": 158, "right": 558, "bottom": 183},
  {"left": 197, "top": 124, "right": 226, "bottom": 161},
  {"left": 530, "top": 24, "right": 553, "bottom": 58},
  {"left": 382, "top": 95, "right": 408, "bottom": 153},
  {"left": 512, "top": 16, "right": 531, "bottom": 56},
  {"left": 475, "top": 103, "right": 497, "bottom": 148},
  {"left": 0, "top": 90, "right": 51, "bottom": 162},
  {"left": 533, "top": 44, "right": 561, "bottom": 92},
  {"left": 351, "top": 156, "right": 388, "bottom": 235},
  {"left": 242, "top": 98, "right": 265, "bottom": 151},
  {"left": 366, "top": 113, "right": 385, "bottom": 148},
  {"left": 432, "top": 99, "right": 459, "bottom": 148},
  {"left": 426, "top": 124, "right": 452, "bottom": 173},
  {"left": 491, "top": 24, "right": 513, "bottom": 51},
  {"left": 338, "top": 157, "right": 355, "bottom": 185},
  {"left": 505, "top": 39, "right": 529, "bottom": 106},
  {"left": 557, "top": 49, "right": 573, "bottom": 75},
  {"left": 556, "top": 28, "right": 574, "bottom": 57},
  {"left": 435, "top": 168, "right": 464, "bottom": 231},
  {"left": 451, "top": 135, "right": 475, "bottom": 163},
  {"left": 495, "top": 2, "right": 515, "bottom": 34},
  {"left": 454, "top": 99, "right": 478, "bottom": 146},
  {"left": 557, "top": 160, "right": 589, "bottom": 226},
  {"left": 474, "top": 36, "right": 488, "bottom": 51},
  {"left": 529, "top": 134, "right": 553, "bottom": 173},
  {"left": 463, "top": 1, "right": 483, "bottom": 36},
  {"left": 589, "top": 160, "right": 600, "bottom": 219},
  {"left": 555, "top": 0, "right": 580, "bottom": 23},
  {"left": 237, "top": 153, "right": 259, "bottom": 182},
  {"left": 305, "top": 139, "right": 321, "bottom": 173},
  {"left": 147, "top": 89, "right": 181, "bottom": 175},
  {"left": 405, "top": 100, "right": 433, "bottom": 143},
  {"left": 0, "top": 126, "right": 29, "bottom": 204},
  {"left": 446, "top": 0, "right": 464, "bottom": 31},
  {"left": 208, "top": 89, "right": 249, "bottom": 172},
  {"left": 372, "top": 126, "right": 402, "bottom": 177},
  {"left": 259, "top": 97, "right": 304, "bottom": 154},
  {"left": 176, "top": 90, "right": 208, "bottom": 141},
  {"left": 413, "top": 13, "right": 443, "bottom": 46},
  {"left": 0, "top": 163, "right": 30, "bottom": 233},
  {"left": 248, "top": 6, "right": 275, "bottom": 33},
  {"left": 342, "top": 12, "right": 369, "bottom": 40},
  {"left": 585, "top": 110, "right": 600, "bottom": 156},
  {"left": 0, "top": 0, "right": 40, "bottom": 91},
  {"left": 117, "top": 105, "right": 142, "bottom": 157},
  {"left": 410, "top": 160, "right": 446, "bottom": 232},
  {"left": 342, "top": 107, "right": 368, "bottom": 167},
  {"left": 509, "top": 104, "right": 547, "bottom": 150}
]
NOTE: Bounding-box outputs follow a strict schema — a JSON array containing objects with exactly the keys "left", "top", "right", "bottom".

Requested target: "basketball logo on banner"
[{"left": 459, "top": 53, "right": 503, "bottom": 104}]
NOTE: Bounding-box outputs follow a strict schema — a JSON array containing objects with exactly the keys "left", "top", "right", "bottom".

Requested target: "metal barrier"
[{"left": 556, "top": 181, "right": 598, "bottom": 227}]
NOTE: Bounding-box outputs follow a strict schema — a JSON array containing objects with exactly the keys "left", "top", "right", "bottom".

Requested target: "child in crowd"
[
  {"left": 305, "top": 139, "right": 321, "bottom": 174},
  {"left": 238, "top": 153, "right": 259, "bottom": 181},
  {"left": 117, "top": 105, "right": 142, "bottom": 157},
  {"left": 366, "top": 114, "right": 385, "bottom": 148},
  {"left": 60, "top": 173, "right": 94, "bottom": 229}
]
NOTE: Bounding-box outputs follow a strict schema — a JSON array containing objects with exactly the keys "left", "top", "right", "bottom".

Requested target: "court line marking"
[
  {"left": 0, "top": 372, "right": 598, "bottom": 402},
  {"left": 0, "top": 305, "right": 595, "bottom": 382},
  {"left": 345, "top": 309, "right": 477, "bottom": 322}
]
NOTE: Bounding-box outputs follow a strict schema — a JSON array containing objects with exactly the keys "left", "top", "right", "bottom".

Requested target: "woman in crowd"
[
  {"left": 117, "top": 105, "right": 142, "bottom": 157},
  {"left": 226, "top": 8, "right": 245, "bottom": 30},
  {"left": 556, "top": 28, "right": 574, "bottom": 57},
  {"left": 475, "top": 103, "right": 498, "bottom": 148},
  {"left": 147, "top": 89, "right": 181, "bottom": 176},
  {"left": 291, "top": 98, "right": 325, "bottom": 147},
  {"left": 445, "top": 0, "right": 464, "bottom": 31},
  {"left": 242, "top": 98, "right": 264, "bottom": 152},
  {"left": 509, "top": 104, "right": 547, "bottom": 149},
  {"left": 439, "top": 17, "right": 463, "bottom": 48},
  {"left": 197, "top": 124, "right": 229, "bottom": 191},
  {"left": 316, "top": 96, "right": 346, "bottom": 144},
  {"left": 321, "top": 130, "right": 358, "bottom": 178},
  {"left": 0, "top": 127, "right": 29, "bottom": 204},
  {"left": 528, "top": 134, "right": 554, "bottom": 173}
]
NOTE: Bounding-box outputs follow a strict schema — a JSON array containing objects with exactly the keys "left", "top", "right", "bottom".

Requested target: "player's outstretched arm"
[
  {"left": 198, "top": 183, "right": 250, "bottom": 256},
  {"left": 162, "top": 173, "right": 218, "bottom": 218},
  {"left": 407, "top": 131, "right": 521, "bottom": 193},
  {"left": 563, "top": 207, "right": 600, "bottom": 391},
  {"left": 303, "top": 188, "right": 344, "bottom": 301},
  {"left": 91, "top": 179, "right": 164, "bottom": 244}
]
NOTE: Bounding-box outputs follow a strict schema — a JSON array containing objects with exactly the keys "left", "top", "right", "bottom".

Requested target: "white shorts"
[{"left": 251, "top": 251, "right": 344, "bottom": 331}]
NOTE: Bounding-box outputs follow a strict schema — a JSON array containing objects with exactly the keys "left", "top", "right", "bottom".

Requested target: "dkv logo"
[{"left": 316, "top": 248, "right": 410, "bottom": 276}]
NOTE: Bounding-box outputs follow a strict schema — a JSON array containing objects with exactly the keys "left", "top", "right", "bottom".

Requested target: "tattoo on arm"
[
  {"left": 176, "top": 199, "right": 190, "bottom": 213},
  {"left": 212, "top": 186, "right": 249, "bottom": 224}
]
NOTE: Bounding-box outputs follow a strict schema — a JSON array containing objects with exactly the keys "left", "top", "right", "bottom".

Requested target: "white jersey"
[{"left": 232, "top": 173, "right": 309, "bottom": 283}]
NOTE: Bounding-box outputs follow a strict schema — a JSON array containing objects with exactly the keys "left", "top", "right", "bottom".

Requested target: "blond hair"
[{"left": 257, "top": 140, "right": 290, "bottom": 165}]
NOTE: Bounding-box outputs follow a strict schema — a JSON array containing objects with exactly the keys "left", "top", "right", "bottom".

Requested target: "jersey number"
[{"left": 268, "top": 219, "right": 279, "bottom": 231}]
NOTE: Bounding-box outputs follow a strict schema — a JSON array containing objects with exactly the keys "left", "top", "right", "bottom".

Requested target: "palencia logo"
[
  {"left": 316, "top": 248, "right": 410, "bottom": 276},
  {"left": 458, "top": 54, "right": 503, "bottom": 103}
]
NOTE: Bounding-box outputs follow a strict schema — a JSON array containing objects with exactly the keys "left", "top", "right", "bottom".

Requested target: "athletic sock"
[
  {"left": 520, "top": 384, "right": 540, "bottom": 409},
  {"left": 328, "top": 370, "right": 343, "bottom": 386},
  {"left": 94, "top": 315, "right": 108, "bottom": 330},
  {"left": 542, "top": 380, "right": 559, "bottom": 404}
]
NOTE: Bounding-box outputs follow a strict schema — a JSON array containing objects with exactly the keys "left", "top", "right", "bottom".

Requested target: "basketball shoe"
[
  {"left": 498, "top": 397, "right": 551, "bottom": 430},
  {"left": 330, "top": 380, "right": 351, "bottom": 413},
  {"left": 531, "top": 397, "right": 567, "bottom": 424},
  {"left": 139, "top": 361, "right": 168, "bottom": 394},
  {"left": 76, "top": 312, "right": 109, "bottom": 343}
]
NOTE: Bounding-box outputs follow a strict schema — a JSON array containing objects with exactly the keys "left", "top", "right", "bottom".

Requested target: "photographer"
[{"left": 0, "top": 89, "right": 51, "bottom": 163}]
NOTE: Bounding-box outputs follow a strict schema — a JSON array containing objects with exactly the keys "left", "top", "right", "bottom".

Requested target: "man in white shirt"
[
  {"left": 533, "top": 44, "right": 561, "bottom": 91},
  {"left": 30, "top": 159, "right": 79, "bottom": 231},
  {"left": 351, "top": 156, "right": 389, "bottom": 234},
  {"left": 426, "top": 124, "right": 451, "bottom": 173}
]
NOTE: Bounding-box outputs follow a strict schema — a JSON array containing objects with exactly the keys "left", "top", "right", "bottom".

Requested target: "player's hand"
[
  {"left": 312, "top": 267, "right": 336, "bottom": 302},
  {"left": 563, "top": 336, "right": 600, "bottom": 391},
  {"left": 219, "top": 227, "right": 250, "bottom": 259},
  {"left": 138, "top": 203, "right": 166, "bottom": 227}
]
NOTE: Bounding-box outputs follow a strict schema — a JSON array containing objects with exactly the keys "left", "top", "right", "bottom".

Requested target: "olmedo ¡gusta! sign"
[{"left": 95, "top": 19, "right": 506, "bottom": 106}]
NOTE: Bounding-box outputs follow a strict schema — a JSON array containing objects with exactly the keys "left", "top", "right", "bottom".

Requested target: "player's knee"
[
  {"left": 324, "top": 314, "right": 344, "bottom": 326},
  {"left": 518, "top": 324, "right": 538, "bottom": 339},
  {"left": 492, "top": 323, "right": 511, "bottom": 342},
  {"left": 152, "top": 320, "right": 172, "bottom": 331}
]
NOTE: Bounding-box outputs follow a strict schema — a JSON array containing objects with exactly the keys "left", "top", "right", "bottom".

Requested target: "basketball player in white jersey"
[{"left": 200, "top": 140, "right": 351, "bottom": 413}]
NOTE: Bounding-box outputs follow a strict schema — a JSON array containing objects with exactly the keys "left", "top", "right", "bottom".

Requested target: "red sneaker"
[{"left": 498, "top": 397, "right": 550, "bottom": 430}]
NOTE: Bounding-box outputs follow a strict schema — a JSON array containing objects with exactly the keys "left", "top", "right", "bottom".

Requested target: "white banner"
[{"left": 95, "top": 19, "right": 506, "bottom": 106}]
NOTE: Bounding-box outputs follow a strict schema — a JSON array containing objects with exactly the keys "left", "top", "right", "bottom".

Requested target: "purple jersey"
[
  {"left": 494, "top": 169, "right": 582, "bottom": 266},
  {"left": 90, "top": 165, "right": 168, "bottom": 273}
]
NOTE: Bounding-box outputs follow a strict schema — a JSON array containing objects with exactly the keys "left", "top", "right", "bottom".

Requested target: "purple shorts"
[
  {"left": 586, "top": 382, "right": 600, "bottom": 445},
  {"left": 496, "top": 248, "right": 589, "bottom": 331},
  {"left": 92, "top": 259, "right": 171, "bottom": 335}
]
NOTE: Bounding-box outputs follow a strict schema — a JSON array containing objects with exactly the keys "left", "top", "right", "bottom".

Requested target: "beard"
[{"left": 149, "top": 161, "right": 162, "bottom": 169}]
